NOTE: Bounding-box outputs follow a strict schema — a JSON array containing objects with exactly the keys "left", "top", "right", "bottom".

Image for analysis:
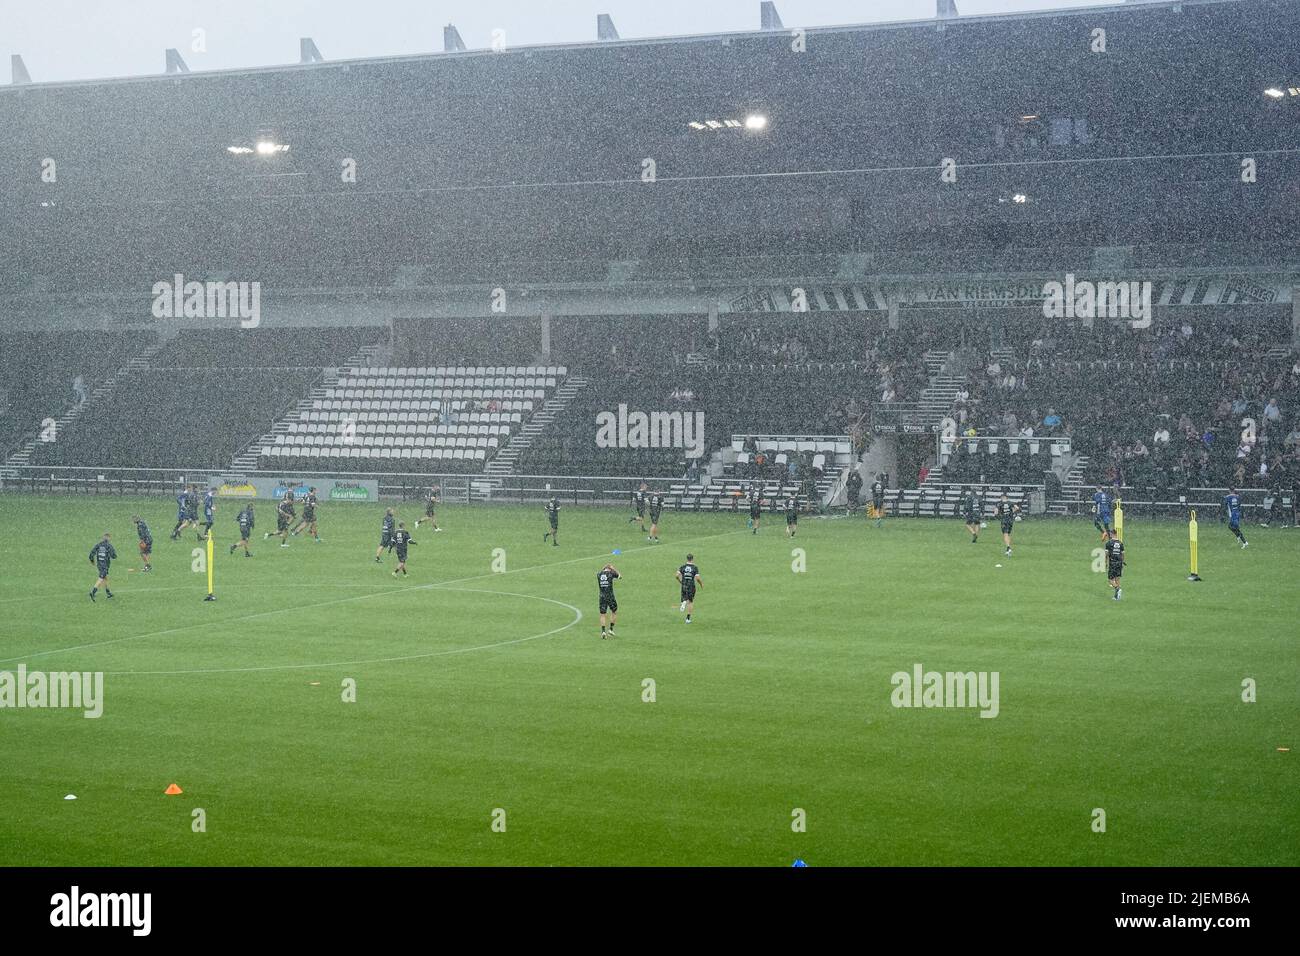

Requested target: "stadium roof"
[{"left": 1, "top": 0, "right": 1248, "bottom": 92}]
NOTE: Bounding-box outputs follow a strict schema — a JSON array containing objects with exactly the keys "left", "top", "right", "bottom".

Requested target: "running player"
[
  {"left": 1103, "top": 528, "right": 1125, "bottom": 600},
  {"left": 871, "top": 476, "right": 886, "bottom": 527},
  {"left": 267, "top": 493, "right": 294, "bottom": 547},
  {"left": 785, "top": 493, "right": 799, "bottom": 538},
  {"left": 597, "top": 563, "right": 620, "bottom": 639},
  {"left": 88, "top": 532, "right": 117, "bottom": 602},
  {"left": 133, "top": 515, "right": 153, "bottom": 572},
  {"left": 961, "top": 486, "right": 981, "bottom": 543},
  {"left": 647, "top": 491, "right": 664, "bottom": 542},
  {"left": 996, "top": 493, "right": 1021, "bottom": 556},
  {"left": 1222, "top": 487, "right": 1248, "bottom": 548},
  {"left": 676, "top": 554, "right": 702, "bottom": 623},
  {"left": 375, "top": 507, "right": 396, "bottom": 562},
  {"left": 414, "top": 485, "right": 442, "bottom": 532},
  {"left": 292, "top": 487, "right": 320, "bottom": 541},
  {"left": 1092, "top": 486, "right": 1114, "bottom": 539},
  {"left": 543, "top": 496, "right": 560, "bottom": 547},
  {"left": 198, "top": 487, "right": 216, "bottom": 540},
  {"left": 391, "top": 523, "right": 417, "bottom": 576},
  {"left": 185, "top": 485, "right": 200, "bottom": 534},
  {"left": 170, "top": 485, "right": 192, "bottom": 540},
  {"left": 629, "top": 482, "right": 648, "bottom": 532},
  {"left": 229, "top": 503, "right": 254, "bottom": 557},
  {"left": 748, "top": 484, "right": 763, "bottom": 534}
]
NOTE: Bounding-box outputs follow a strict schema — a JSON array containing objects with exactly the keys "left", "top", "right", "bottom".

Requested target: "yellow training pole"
[
  {"left": 204, "top": 532, "right": 216, "bottom": 601},
  {"left": 1188, "top": 509, "right": 1201, "bottom": 582},
  {"left": 1114, "top": 498, "right": 1124, "bottom": 542}
]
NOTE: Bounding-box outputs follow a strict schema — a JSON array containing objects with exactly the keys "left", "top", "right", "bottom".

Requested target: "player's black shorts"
[
  {"left": 650, "top": 510, "right": 662, "bottom": 524},
  {"left": 548, "top": 516, "right": 558, "bottom": 530},
  {"left": 635, "top": 503, "right": 645, "bottom": 517},
  {"left": 1108, "top": 563, "right": 1123, "bottom": 579},
  {"left": 786, "top": 513, "right": 797, "bottom": 525},
  {"left": 873, "top": 497, "right": 884, "bottom": 511},
  {"left": 847, "top": 491, "right": 859, "bottom": 505},
  {"left": 749, "top": 507, "right": 761, "bottom": 519},
  {"left": 238, "top": 524, "right": 251, "bottom": 539},
  {"left": 96, "top": 563, "right": 111, "bottom": 578},
  {"left": 380, "top": 532, "right": 393, "bottom": 548},
  {"left": 277, "top": 515, "right": 290, "bottom": 531},
  {"left": 395, "top": 548, "right": 409, "bottom": 562},
  {"left": 139, "top": 539, "right": 152, "bottom": 556},
  {"left": 1000, "top": 520, "right": 1014, "bottom": 535},
  {"left": 599, "top": 593, "right": 617, "bottom": 614},
  {"left": 425, "top": 502, "right": 436, "bottom": 516},
  {"left": 303, "top": 507, "right": 315, "bottom": 522},
  {"left": 964, "top": 512, "right": 979, "bottom": 524},
  {"left": 1229, "top": 519, "right": 1241, "bottom": 532},
  {"left": 680, "top": 585, "right": 696, "bottom": 603}
]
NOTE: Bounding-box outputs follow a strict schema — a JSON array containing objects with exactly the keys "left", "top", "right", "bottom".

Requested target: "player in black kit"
[
  {"left": 996, "top": 493, "right": 1021, "bottom": 556},
  {"left": 676, "top": 553, "right": 702, "bottom": 623},
  {"left": 1103, "top": 529, "right": 1126, "bottom": 600},
  {"left": 375, "top": 508, "right": 396, "bottom": 562},
  {"left": 290, "top": 487, "right": 320, "bottom": 541},
  {"left": 132, "top": 515, "right": 153, "bottom": 573},
  {"left": 267, "top": 493, "right": 294, "bottom": 548},
  {"left": 543, "top": 497, "right": 560, "bottom": 546},
  {"left": 647, "top": 491, "right": 664, "bottom": 542},
  {"left": 88, "top": 533, "right": 117, "bottom": 601},
  {"left": 785, "top": 494, "right": 799, "bottom": 538},
  {"left": 960, "top": 486, "right": 982, "bottom": 543},
  {"left": 748, "top": 485, "right": 763, "bottom": 534},
  {"left": 597, "top": 563, "right": 620, "bottom": 639},
  {"left": 415, "top": 485, "right": 442, "bottom": 532},
  {"left": 391, "top": 523, "right": 417, "bottom": 576},
  {"left": 871, "top": 477, "right": 886, "bottom": 528},
  {"left": 229, "top": 503, "right": 254, "bottom": 557},
  {"left": 629, "top": 482, "right": 648, "bottom": 532}
]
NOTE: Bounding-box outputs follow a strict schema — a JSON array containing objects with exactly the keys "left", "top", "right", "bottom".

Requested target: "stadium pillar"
[
  {"left": 597, "top": 15, "right": 620, "bottom": 41},
  {"left": 165, "top": 49, "right": 190, "bottom": 74},
  {"left": 760, "top": 2, "right": 784, "bottom": 30},
  {"left": 541, "top": 315, "right": 551, "bottom": 356},
  {"left": 11, "top": 55, "right": 31, "bottom": 85},
  {"left": 300, "top": 38, "right": 324, "bottom": 64},
  {"left": 887, "top": 295, "right": 899, "bottom": 330},
  {"left": 1292, "top": 286, "right": 1300, "bottom": 346},
  {"left": 708, "top": 302, "right": 719, "bottom": 334},
  {"left": 444, "top": 25, "right": 466, "bottom": 52}
]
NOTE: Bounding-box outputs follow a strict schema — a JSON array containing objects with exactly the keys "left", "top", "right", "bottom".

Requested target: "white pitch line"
[
  {"left": 104, "top": 587, "right": 583, "bottom": 675},
  {"left": 1, "top": 527, "right": 748, "bottom": 666}
]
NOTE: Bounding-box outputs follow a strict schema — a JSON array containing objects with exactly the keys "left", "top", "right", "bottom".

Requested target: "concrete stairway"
[
  {"left": 484, "top": 375, "right": 590, "bottom": 479},
  {"left": 1, "top": 337, "right": 170, "bottom": 480}
]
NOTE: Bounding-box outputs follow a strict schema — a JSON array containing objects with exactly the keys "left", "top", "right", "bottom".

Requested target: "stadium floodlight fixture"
[
  {"left": 1264, "top": 88, "right": 1285, "bottom": 98},
  {"left": 1012, "top": 193, "right": 1028, "bottom": 204},
  {"left": 226, "top": 145, "right": 254, "bottom": 154},
  {"left": 255, "top": 140, "right": 290, "bottom": 155},
  {"left": 744, "top": 114, "right": 768, "bottom": 130}
]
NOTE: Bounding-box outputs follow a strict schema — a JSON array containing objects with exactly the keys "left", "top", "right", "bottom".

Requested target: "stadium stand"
[
  {"left": 0, "top": 331, "right": 157, "bottom": 460},
  {"left": 254, "top": 365, "right": 565, "bottom": 474}
]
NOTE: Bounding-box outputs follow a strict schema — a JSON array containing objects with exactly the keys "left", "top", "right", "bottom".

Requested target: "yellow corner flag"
[
  {"left": 204, "top": 532, "right": 216, "bottom": 601},
  {"left": 1188, "top": 509, "right": 1201, "bottom": 582}
]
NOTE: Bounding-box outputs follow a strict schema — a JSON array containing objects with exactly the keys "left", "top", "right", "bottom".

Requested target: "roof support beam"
[
  {"left": 597, "top": 14, "right": 620, "bottom": 41},
  {"left": 443, "top": 24, "right": 466, "bottom": 52},
  {"left": 165, "top": 48, "right": 189, "bottom": 74},
  {"left": 11, "top": 54, "right": 31, "bottom": 84},
  {"left": 300, "top": 37, "right": 324, "bottom": 64}
]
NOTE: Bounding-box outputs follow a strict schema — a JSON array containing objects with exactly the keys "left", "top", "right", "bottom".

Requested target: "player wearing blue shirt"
[
  {"left": 1223, "top": 488, "right": 1248, "bottom": 549},
  {"left": 170, "top": 488, "right": 192, "bottom": 540},
  {"left": 199, "top": 489, "right": 216, "bottom": 541},
  {"left": 1092, "top": 487, "right": 1114, "bottom": 537}
]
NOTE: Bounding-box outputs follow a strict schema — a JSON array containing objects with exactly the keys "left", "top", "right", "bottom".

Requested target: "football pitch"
[{"left": 1, "top": 494, "right": 1295, "bottom": 867}]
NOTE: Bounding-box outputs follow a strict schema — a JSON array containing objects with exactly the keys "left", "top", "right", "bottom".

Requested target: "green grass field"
[{"left": 1, "top": 494, "right": 1295, "bottom": 866}]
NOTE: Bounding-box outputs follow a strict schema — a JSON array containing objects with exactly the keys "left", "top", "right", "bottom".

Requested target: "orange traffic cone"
[{"left": 164, "top": 783, "right": 183, "bottom": 795}]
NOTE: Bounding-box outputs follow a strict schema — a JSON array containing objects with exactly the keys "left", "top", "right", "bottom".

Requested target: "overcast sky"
[{"left": 2, "top": 0, "right": 1108, "bottom": 84}]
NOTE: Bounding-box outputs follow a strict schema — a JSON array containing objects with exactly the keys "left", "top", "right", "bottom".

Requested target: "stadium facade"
[{"left": 1, "top": 0, "right": 1298, "bottom": 522}]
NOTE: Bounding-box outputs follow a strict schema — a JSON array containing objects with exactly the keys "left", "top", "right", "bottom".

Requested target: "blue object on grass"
[{"left": 792, "top": 859, "right": 807, "bottom": 867}]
